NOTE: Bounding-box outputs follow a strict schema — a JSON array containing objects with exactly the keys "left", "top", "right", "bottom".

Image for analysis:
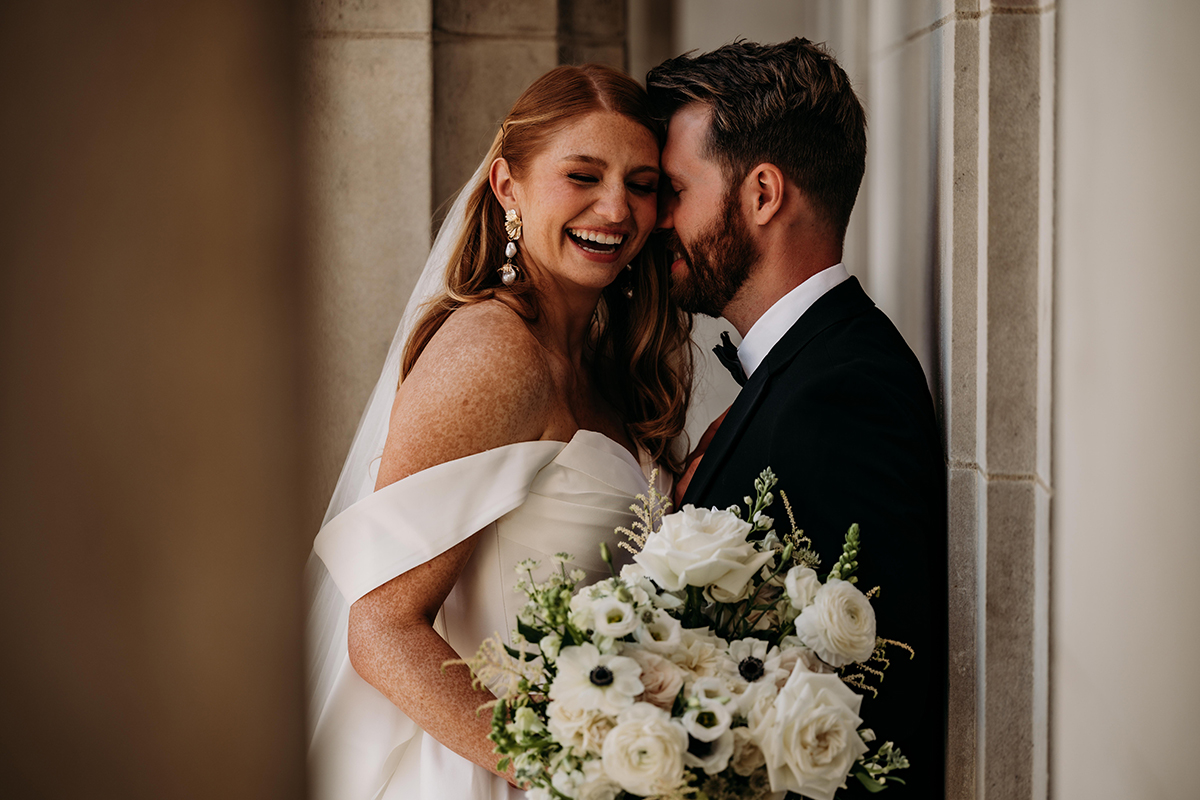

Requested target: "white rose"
[
  {"left": 621, "top": 644, "right": 685, "bottom": 710},
  {"left": 634, "top": 505, "right": 776, "bottom": 596},
  {"left": 600, "top": 703, "right": 688, "bottom": 797},
  {"left": 794, "top": 579, "right": 877, "bottom": 667},
  {"left": 592, "top": 596, "right": 639, "bottom": 637},
  {"left": 784, "top": 566, "right": 821, "bottom": 610},
  {"left": 751, "top": 670, "right": 868, "bottom": 800},
  {"left": 547, "top": 701, "right": 617, "bottom": 755}
]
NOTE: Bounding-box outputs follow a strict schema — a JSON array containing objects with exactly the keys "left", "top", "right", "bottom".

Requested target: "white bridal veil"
[{"left": 304, "top": 158, "right": 490, "bottom": 734}]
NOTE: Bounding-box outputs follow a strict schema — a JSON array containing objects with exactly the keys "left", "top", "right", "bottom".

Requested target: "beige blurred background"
[{"left": 2, "top": 1, "right": 1197, "bottom": 798}]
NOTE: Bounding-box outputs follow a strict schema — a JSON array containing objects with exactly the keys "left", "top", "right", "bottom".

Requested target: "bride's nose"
[{"left": 593, "top": 182, "right": 631, "bottom": 223}]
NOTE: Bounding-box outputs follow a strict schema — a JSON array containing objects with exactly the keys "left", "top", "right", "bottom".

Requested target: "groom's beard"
[{"left": 668, "top": 190, "right": 759, "bottom": 318}]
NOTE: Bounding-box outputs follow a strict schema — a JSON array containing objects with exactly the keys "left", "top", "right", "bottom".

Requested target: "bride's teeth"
[{"left": 570, "top": 229, "right": 624, "bottom": 246}]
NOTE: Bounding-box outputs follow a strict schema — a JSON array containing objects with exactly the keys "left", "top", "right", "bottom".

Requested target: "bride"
[{"left": 306, "top": 65, "right": 693, "bottom": 800}]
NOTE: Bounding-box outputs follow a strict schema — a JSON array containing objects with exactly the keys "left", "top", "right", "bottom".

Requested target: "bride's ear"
[{"left": 489, "top": 157, "right": 519, "bottom": 211}]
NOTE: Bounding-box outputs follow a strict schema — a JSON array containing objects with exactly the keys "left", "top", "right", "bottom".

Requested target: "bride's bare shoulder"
[{"left": 376, "top": 300, "right": 551, "bottom": 485}]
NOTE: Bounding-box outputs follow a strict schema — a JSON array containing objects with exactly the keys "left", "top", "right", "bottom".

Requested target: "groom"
[{"left": 648, "top": 40, "right": 947, "bottom": 797}]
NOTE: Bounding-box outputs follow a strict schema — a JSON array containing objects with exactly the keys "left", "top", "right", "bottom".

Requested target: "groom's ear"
[
  {"left": 745, "top": 162, "right": 785, "bottom": 226},
  {"left": 489, "top": 157, "right": 519, "bottom": 209}
]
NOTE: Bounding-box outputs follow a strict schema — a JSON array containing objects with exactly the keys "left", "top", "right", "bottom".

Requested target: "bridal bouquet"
[{"left": 459, "top": 469, "right": 909, "bottom": 800}]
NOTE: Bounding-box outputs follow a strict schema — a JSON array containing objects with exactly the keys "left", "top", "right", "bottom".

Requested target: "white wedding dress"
[{"left": 307, "top": 429, "right": 666, "bottom": 800}]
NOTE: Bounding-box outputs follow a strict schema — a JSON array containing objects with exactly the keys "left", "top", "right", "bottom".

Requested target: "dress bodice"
[{"left": 308, "top": 430, "right": 664, "bottom": 800}]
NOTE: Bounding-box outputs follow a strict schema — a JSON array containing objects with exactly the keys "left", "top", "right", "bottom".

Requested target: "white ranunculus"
[
  {"left": 784, "top": 566, "right": 822, "bottom": 610},
  {"left": 794, "top": 579, "right": 877, "bottom": 667},
  {"left": 547, "top": 701, "right": 617, "bottom": 755},
  {"left": 600, "top": 703, "right": 688, "bottom": 797},
  {"left": 634, "top": 505, "right": 776, "bottom": 596},
  {"left": 621, "top": 644, "right": 685, "bottom": 710},
  {"left": 549, "top": 643, "right": 644, "bottom": 716},
  {"left": 633, "top": 608, "right": 683, "bottom": 654},
  {"left": 750, "top": 670, "right": 869, "bottom": 800},
  {"left": 592, "top": 596, "right": 639, "bottom": 637}
]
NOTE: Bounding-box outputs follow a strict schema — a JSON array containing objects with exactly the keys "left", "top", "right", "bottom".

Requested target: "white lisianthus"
[
  {"left": 549, "top": 643, "right": 644, "bottom": 716},
  {"left": 784, "top": 566, "right": 821, "bottom": 611},
  {"left": 600, "top": 703, "right": 689, "bottom": 797},
  {"left": 794, "top": 579, "right": 877, "bottom": 667},
  {"left": 592, "top": 596, "right": 639, "bottom": 637},
  {"left": 633, "top": 608, "right": 683, "bottom": 654},
  {"left": 621, "top": 644, "right": 685, "bottom": 710},
  {"left": 683, "top": 728, "right": 735, "bottom": 775},
  {"left": 620, "top": 563, "right": 683, "bottom": 610},
  {"left": 634, "top": 505, "right": 776, "bottom": 596},
  {"left": 682, "top": 695, "right": 733, "bottom": 742},
  {"left": 547, "top": 702, "right": 617, "bottom": 755},
  {"left": 751, "top": 669, "right": 869, "bottom": 800}
]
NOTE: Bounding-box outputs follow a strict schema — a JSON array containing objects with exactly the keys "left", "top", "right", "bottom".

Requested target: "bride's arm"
[{"left": 347, "top": 302, "right": 550, "bottom": 783}]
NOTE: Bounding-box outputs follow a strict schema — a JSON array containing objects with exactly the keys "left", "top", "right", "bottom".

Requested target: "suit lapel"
[{"left": 681, "top": 277, "right": 875, "bottom": 506}]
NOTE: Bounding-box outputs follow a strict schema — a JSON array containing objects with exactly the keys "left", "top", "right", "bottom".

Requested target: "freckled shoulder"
[{"left": 374, "top": 300, "right": 553, "bottom": 488}]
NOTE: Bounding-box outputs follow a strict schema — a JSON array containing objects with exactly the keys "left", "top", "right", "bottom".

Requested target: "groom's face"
[{"left": 658, "top": 103, "right": 759, "bottom": 317}]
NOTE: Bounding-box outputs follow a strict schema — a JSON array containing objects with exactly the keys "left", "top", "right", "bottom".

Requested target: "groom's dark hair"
[{"left": 647, "top": 38, "right": 866, "bottom": 242}]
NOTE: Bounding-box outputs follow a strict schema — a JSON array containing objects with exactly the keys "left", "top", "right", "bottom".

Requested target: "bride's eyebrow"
[{"left": 561, "top": 155, "right": 660, "bottom": 177}]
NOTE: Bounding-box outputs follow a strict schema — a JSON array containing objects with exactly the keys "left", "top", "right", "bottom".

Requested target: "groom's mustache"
[{"left": 659, "top": 231, "right": 690, "bottom": 268}]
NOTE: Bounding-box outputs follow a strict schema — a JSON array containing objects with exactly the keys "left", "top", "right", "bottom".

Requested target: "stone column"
[{"left": 864, "top": 3, "right": 1057, "bottom": 798}]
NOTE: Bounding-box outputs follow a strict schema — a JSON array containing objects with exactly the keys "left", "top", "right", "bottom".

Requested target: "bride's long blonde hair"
[{"left": 401, "top": 64, "right": 693, "bottom": 474}]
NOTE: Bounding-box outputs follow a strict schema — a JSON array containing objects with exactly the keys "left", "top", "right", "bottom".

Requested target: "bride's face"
[{"left": 500, "top": 110, "right": 661, "bottom": 293}]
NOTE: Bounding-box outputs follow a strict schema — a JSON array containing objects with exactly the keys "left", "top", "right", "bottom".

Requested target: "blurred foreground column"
[{"left": 0, "top": 2, "right": 306, "bottom": 797}]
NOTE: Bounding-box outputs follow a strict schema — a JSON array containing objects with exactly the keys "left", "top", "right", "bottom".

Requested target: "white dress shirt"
[{"left": 737, "top": 262, "right": 850, "bottom": 379}]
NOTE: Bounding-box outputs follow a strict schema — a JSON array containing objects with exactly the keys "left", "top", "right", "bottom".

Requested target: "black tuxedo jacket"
[{"left": 683, "top": 277, "right": 947, "bottom": 798}]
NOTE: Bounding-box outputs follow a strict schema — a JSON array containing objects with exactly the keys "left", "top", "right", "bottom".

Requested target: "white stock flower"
[
  {"left": 600, "top": 703, "right": 689, "bottom": 797},
  {"left": 621, "top": 644, "right": 685, "bottom": 710},
  {"left": 620, "top": 563, "right": 683, "bottom": 610},
  {"left": 552, "top": 766, "right": 585, "bottom": 798},
  {"left": 633, "top": 608, "right": 684, "bottom": 654},
  {"left": 634, "top": 505, "right": 775, "bottom": 596},
  {"left": 784, "top": 566, "right": 822, "bottom": 611},
  {"left": 549, "top": 643, "right": 643, "bottom": 716},
  {"left": 540, "top": 632, "right": 563, "bottom": 662},
  {"left": 794, "top": 579, "right": 877, "bottom": 667},
  {"left": 751, "top": 670, "right": 869, "bottom": 800},
  {"left": 547, "top": 701, "right": 617, "bottom": 755},
  {"left": 592, "top": 596, "right": 639, "bottom": 637}
]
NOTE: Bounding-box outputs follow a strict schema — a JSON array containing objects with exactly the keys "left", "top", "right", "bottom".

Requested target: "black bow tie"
[{"left": 713, "top": 331, "right": 747, "bottom": 386}]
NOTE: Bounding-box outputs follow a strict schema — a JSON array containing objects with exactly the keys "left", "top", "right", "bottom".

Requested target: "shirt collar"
[{"left": 737, "top": 263, "right": 850, "bottom": 378}]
